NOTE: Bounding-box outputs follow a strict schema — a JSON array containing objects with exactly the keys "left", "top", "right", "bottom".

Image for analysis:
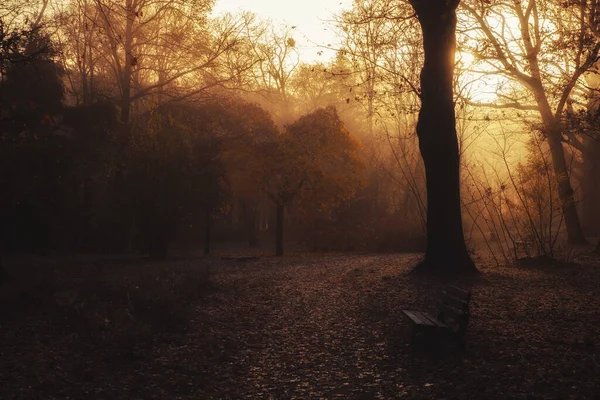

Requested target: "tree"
[
  {"left": 56, "top": 0, "right": 243, "bottom": 126},
  {"left": 290, "top": 63, "right": 341, "bottom": 115},
  {"left": 409, "top": 0, "right": 477, "bottom": 275},
  {"left": 236, "top": 16, "right": 301, "bottom": 123},
  {"left": 221, "top": 99, "right": 279, "bottom": 248},
  {"left": 54, "top": 0, "right": 104, "bottom": 106},
  {"left": 265, "top": 107, "right": 365, "bottom": 256},
  {"left": 585, "top": 69, "right": 600, "bottom": 252},
  {"left": 336, "top": 1, "right": 396, "bottom": 137},
  {"left": 0, "top": 22, "right": 64, "bottom": 281},
  {"left": 563, "top": 72, "right": 600, "bottom": 237},
  {"left": 461, "top": 0, "right": 600, "bottom": 244},
  {"left": 128, "top": 102, "right": 226, "bottom": 259},
  {"left": 0, "top": 29, "right": 63, "bottom": 117}
]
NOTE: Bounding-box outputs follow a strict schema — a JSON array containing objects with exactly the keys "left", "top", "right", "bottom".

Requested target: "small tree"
[
  {"left": 265, "top": 107, "right": 365, "bottom": 256},
  {"left": 128, "top": 102, "right": 225, "bottom": 259},
  {"left": 221, "top": 99, "right": 279, "bottom": 248}
]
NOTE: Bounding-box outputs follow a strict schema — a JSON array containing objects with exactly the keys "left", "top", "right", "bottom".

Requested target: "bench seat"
[
  {"left": 402, "top": 310, "right": 448, "bottom": 329},
  {"left": 401, "top": 285, "right": 472, "bottom": 350}
]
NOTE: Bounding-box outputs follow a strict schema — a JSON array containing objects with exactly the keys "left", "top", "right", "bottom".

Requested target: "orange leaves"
[{"left": 273, "top": 106, "right": 366, "bottom": 210}]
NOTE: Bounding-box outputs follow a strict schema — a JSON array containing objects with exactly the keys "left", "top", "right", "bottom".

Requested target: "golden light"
[{"left": 212, "top": 0, "right": 353, "bottom": 62}]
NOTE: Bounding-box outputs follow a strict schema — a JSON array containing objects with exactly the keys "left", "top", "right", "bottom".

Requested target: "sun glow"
[
  {"left": 456, "top": 49, "right": 504, "bottom": 103},
  {"left": 212, "top": 0, "right": 353, "bottom": 62}
]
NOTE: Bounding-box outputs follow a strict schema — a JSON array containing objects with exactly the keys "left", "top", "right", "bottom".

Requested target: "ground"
[{"left": 1, "top": 252, "right": 599, "bottom": 399}]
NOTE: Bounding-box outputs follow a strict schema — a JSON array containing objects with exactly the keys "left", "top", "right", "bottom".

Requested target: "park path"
[
  {"left": 188, "top": 254, "right": 424, "bottom": 398},
  {"left": 3, "top": 253, "right": 599, "bottom": 399},
  {"left": 178, "top": 253, "right": 600, "bottom": 399}
]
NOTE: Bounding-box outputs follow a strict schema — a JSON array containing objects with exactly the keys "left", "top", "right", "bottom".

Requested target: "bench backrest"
[{"left": 438, "top": 285, "right": 471, "bottom": 335}]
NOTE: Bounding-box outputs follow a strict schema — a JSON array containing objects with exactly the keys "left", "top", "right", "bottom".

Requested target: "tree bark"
[
  {"left": 276, "top": 202, "right": 284, "bottom": 256},
  {"left": 581, "top": 137, "right": 600, "bottom": 236},
  {"left": 546, "top": 124, "right": 587, "bottom": 244},
  {"left": 410, "top": 0, "right": 477, "bottom": 275},
  {"left": 532, "top": 84, "right": 587, "bottom": 244}
]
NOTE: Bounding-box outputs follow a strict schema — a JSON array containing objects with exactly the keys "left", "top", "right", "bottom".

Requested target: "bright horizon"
[
  {"left": 212, "top": 0, "right": 353, "bottom": 63},
  {"left": 212, "top": 1, "right": 502, "bottom": 103}
]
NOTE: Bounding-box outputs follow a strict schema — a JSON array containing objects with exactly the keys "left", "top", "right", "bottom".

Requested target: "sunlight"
[
  {"left": 456, "top": 49, "right": 504, "bottom": 103},
  {"left": 4, "top": 1, "right": 600, "bottom": 396},
  {"left": 212, "top": 0, "right": 353, "bottom": 62}
]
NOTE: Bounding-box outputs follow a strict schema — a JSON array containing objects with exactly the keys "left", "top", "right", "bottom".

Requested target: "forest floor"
[{"left": 1, "top": 250, "right": 600, "bottom": 399}]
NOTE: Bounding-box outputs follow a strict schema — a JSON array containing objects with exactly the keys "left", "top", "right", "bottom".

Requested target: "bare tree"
[
  {"left": 56, "top": 0, "right": 243, "bottom": 126},
  {"left": 461, "top": 0, "right": 600, "bottom": 244},
  {"left": 336, "top": 1, "right": 396, "bottom": 136},
  {"left": 237, "top": 16, "right": 301, "bottom": 123}
]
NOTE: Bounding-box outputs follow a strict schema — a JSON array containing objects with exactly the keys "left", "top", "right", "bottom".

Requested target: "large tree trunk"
[
  {"left": 275, "top": 202, "right": 284, "bottom": 256},
  {"left": 583, "top": 74, "right": 600, "bottom": 238},
  {"left": 581, "top": 137, "right": 600, "bottom": 236},
  {"left": 546, "top": 124, "right": 586, "bottom": 244},
  {"left": 410, "top": 0, "right": 477, "bottom": 275},
  {"left": 533, "top": 88, "right": 587, "bottom": 244}
]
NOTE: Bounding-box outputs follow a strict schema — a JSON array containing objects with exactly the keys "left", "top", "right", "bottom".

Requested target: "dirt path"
[{"left": 195, "top": 254, "right": 415, "bottom": 398}]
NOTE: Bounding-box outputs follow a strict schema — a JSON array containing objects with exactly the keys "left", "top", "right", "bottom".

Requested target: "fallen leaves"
[{"left": 1, "top": 252, "right": 600, "bottom": 399}]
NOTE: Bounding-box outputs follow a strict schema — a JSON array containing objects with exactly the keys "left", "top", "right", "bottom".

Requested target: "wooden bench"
[
  {"left": 514, "top": 234, "right": 535, "bottom": 256},
  {"left": 514, "top": 239, "right": 533, "bottom": 253},
  {"left": 402, "top": 286, "right": 472, "bottom": 349}
]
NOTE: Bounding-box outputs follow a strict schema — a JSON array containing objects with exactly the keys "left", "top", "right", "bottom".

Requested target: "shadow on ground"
[{"left": 1, "top": 252, "right": 599, "bottom": 399}]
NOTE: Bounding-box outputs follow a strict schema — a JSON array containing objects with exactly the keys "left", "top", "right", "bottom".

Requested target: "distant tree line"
[{"left": 1, "top": 0, "right": 599, "bottom": 272}]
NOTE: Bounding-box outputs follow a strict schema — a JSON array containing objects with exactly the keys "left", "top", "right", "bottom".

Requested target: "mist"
[{"left": 1, "top": 0, "right": 599, "bottom": 398}]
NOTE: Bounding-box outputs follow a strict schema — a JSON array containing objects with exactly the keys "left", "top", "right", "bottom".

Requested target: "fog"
[{"left": 2, "top": 0, "right": 600, "bottom": 398}]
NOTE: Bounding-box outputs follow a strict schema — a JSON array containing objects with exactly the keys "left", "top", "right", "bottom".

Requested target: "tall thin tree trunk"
[
  {"left": 276, "top": 202, "right": 284, "bottom": 256},
  {"left": 88, "top": 43, "right": 94, "bottom": 104},
  {"left": 119, "top": 0, "right": 134, "bottom": 126},
  {"left": 533, "top": 90, "right": 587, "bottom": 244},
  {"left": 81, "top": 67, "right": 89, "bottom": 107},
  {"left": 410, "top": 0, "right": 477, "bottom": 275}
]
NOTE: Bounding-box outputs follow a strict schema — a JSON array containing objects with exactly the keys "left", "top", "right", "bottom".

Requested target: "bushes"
[
  {"left": 294, "top": 199, "right": 426, "bottom": 253},
  {"left": 2, "top": 258, "right": 212, "bottom": 338}
]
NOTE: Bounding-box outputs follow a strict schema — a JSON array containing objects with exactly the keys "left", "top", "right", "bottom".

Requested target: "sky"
[{"left": 211, "top": 0, "right": 353, "bottom": 62}]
